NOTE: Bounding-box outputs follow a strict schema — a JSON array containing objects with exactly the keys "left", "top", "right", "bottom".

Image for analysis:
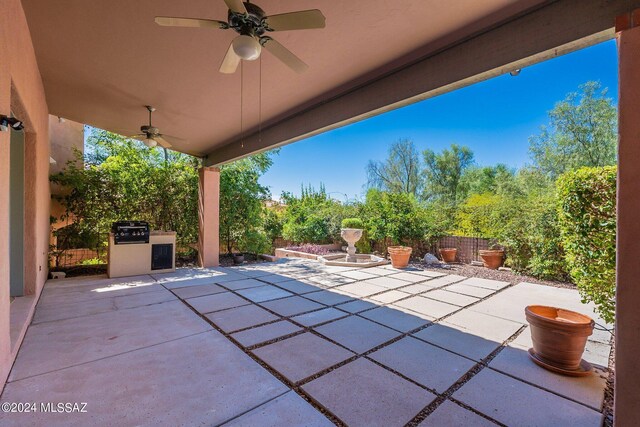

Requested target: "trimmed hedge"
[
  {"left": 557, "top": 166, "right": 616, "bottom": 323},
  {"left": 341, "top": 218, "right": 364, "bottom": 229}
]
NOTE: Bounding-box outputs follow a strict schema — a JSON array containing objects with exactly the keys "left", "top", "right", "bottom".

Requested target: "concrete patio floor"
[{"left": 0, "top": 259, "right": 612, "bottom": 426}]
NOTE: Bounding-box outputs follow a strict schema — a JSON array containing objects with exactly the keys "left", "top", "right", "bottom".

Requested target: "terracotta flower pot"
[
  {"left": 387, "top": 246, "right": 412, "bottom": 268},
  {"left": 439, "top": 248, "right": 457, "bottom": 263},
  {"left": 478, "top": 249, "right": 504, "bottom": 269},
  {"left": 525, "top": 305, "right": 594, "bottom": 374}
]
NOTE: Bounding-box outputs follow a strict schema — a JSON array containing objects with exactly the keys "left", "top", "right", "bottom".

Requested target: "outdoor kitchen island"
[{"left": 108, "top": 221, "right": 176, "bottom": 278}]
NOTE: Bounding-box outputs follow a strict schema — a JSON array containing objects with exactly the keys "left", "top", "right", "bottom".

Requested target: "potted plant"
[
  {"left": 479, "top": 245, "right": 504, "bottom": 269},
  {"left": 439, "top": 247, "right": 457, "bottom": 263},
  {"left": 525, "top": 305, "right": 595, "bottom": 375},
  {"left": 341, "top": 218, "right": 364, "bottom": 262},
  {"left": 388, "top": 246, "right": 412, "bottom": 268}
]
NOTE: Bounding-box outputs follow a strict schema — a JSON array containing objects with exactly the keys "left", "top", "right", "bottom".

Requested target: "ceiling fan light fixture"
[
  {"left": 143, "top": 137, "right": 158, "bottom": 148},
  {"left": 232, "top": 35, "right": 262, "bottom": 60}
]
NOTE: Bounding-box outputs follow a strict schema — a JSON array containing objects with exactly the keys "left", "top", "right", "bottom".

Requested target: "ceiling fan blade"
[
  {"left": 155, "top": 17, "right": 228, "bottom": 29},
  {"left": 111, "top": 129, "right": 139, "bottom": 137},
  {"left": 261, "top": 37, "right": 308, "bottom": 74},
  {"left": 158, "top": 134, "right": 184, "bottom": 143},
  {"left": 219, "top": 41, "right": 241, "bottom": 74},
  {"left": 224, "top": 0, "right": 247, "bottom": 14},
  {"left": 154, "top": 136, "right": 173, "bottom": 148},
  {"left": 263, "top": 10, "right": 326, "bottom": 31}
]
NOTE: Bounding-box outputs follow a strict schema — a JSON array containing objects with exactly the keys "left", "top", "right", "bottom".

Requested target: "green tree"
[
  {"left": 366, "top": 139, "right": 422, "bottom": 196},
  {"left": 219, "top": 152, "right": 276, "bottom": 254},
  {"left": 422, "top": 144, "right": 474, "bottom": 203},
  {"left": 51, "top": 128, "right": 200, "bottom": 258},
  {"left": 459, "top": 164, "right": 516, "bottom": 196},
  {"left": 529, "top": 81, "right": 617, "bottom": 179}
]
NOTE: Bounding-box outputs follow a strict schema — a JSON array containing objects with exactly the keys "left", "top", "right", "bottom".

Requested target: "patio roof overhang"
[{"left": 22, "top": 0, "right": 638, "bottom": 164}]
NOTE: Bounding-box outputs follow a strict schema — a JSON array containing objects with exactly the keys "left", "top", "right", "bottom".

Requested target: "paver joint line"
[{"left": 403, "top": 324, "right": 527, "bottom": 426}]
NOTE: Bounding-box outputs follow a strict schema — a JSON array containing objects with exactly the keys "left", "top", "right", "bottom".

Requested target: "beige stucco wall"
[
  {"left": 0, "top": 0, "right": 51, "bottom": 386},
  {"left": 198, "top": 167, "right": 220, "bottom": 268},
  {"left": 615, "top": 20, "right": 640, "bottom": 426}
]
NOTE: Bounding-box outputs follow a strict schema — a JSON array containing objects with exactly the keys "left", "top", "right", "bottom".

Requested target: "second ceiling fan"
[{"left": 155, "top": 0, "right": 325, "bottom": 74}]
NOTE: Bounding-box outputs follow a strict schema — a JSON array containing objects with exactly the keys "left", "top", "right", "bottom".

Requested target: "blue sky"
[{"left": 260, "top": 40, "right": 618, "bottom": 201}]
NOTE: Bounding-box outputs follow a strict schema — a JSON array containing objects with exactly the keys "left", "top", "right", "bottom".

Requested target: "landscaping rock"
[{"left": 423, "top": 253, "right": 440, "bottom": 265}]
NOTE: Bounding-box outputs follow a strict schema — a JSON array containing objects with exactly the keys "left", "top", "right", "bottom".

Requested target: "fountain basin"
[{"left": 318, "top": 253, "right": 388, "bottom": 268}]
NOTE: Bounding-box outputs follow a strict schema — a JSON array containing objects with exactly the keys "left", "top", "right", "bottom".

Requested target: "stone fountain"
[
  {"left": 318, "top": 227, "right": 388, "bottom": 267},
  {"left": 341, "top": 228, "right": 362, "bottom": 262}
]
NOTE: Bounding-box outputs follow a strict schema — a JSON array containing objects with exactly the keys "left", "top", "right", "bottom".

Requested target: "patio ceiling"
[
  {"left": 22, "top": 0, "right": 547, "bottom": 157},
  {"left": 21, "top": 0, "right": 638, "bottom": 162}
]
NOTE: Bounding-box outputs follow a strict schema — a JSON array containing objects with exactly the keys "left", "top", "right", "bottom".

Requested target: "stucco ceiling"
[{"left": 22, "top": 0, "right": 546, "bottom": 157}]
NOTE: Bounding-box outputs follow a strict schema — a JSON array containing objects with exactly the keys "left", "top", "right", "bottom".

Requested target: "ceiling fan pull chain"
[{"left": 259, "top": 55, "right": 262, "bottom": 144}]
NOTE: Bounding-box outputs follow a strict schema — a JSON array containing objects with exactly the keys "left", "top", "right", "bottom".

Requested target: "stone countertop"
[{"left": 150, "top": 231, "right": 176, "bottom": 236}]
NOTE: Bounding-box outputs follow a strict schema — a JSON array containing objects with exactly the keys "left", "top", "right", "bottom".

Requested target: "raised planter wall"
[{"left": 274, "top": 243, "right": 342, "bottom": 260}]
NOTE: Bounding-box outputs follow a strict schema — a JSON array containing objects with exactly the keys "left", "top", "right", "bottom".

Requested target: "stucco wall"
[
  {"left": 0, "top": 0, "right": 51, "bottom": 386},
  {"left": 615, "top": 20, "right": 640, "bottom": 425}
]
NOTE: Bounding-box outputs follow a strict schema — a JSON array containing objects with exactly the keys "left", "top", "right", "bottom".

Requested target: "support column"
[
  {"left": 615, "top": 10, "right": 640, "bottom": 425},
  {"left": 198, "top": 166, "right": 220, "bottom": 268}
]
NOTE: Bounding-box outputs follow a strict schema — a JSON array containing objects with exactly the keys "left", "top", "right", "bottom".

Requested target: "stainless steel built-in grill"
[{"left": 111, "top": 221, "right": 150, "bottom": 245}]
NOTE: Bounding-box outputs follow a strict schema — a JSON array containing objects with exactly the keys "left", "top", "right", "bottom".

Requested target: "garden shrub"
[
  {"left": 281, "top": 185, "right": 355, "bottom": 244},
  {"left": 455, "top": 193, "right": 500, "bottom": 237},
  {"left": 361, "top": 190, "right": 431, "bottom": 248},
  {"left": 557, "top": 166, "right": 616, "bottom": 323},
  {"left": 451, "top": 174, "right": 569, "bottom": 281},
  {"left": 239, "top": 229, "right": 271, "bottom": 258},
  {"left": 51, "top": 130, "right": 200, "bottom": 253},
  {"left": 526, "top": 196, "right": 568, "bottom": 281},
  {"left": 355, "top": 229, "right": 372, "bottom": 254},
  {"left": 263, "top": 208, "right": 284, "bottom": 247},
  {"left": 341, "top": 218, "right": 364, "bottom": 229}
]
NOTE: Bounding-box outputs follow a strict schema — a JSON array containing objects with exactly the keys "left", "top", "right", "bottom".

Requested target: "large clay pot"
[
  {"left": 439, "top": 248, "right": 457, "bottom": 263},
  {"left": 388, "top": 246, "right": 412, "bottom": 268},
  {"left": 525, "top": 305, "right": 594, "bottom": 372},
  {"left": 478, "top": 249, "right": 504, "bottom": 269}
]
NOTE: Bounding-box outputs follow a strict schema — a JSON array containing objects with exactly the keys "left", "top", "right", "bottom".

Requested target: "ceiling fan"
[
  {"left": 127, "top": 106, "right": 176, "bottom": 149},
  {"left": 155, "top": 0, "right": 325, "bottom": 74}
]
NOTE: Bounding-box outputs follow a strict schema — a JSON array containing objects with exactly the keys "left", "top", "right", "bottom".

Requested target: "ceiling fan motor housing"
[
  {"left": 228, "top": 2, "right": 268, "bottom": 36},
  {"left": 141, "top": 125, "right": 160, "bottom": 135}
]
